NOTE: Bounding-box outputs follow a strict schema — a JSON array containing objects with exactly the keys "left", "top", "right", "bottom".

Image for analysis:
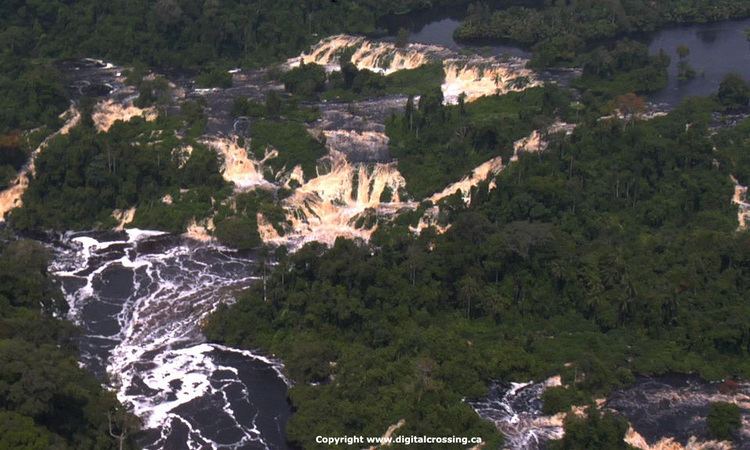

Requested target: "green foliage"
[
  {"left": 0, "top": 0, "right": 468, "bottom": 134},
  {"left": 134, "top": 76, "right": 172, "bottom": 108},
  {"left": 0, "top": 132, "right": 29, "bottom": 189},
  {"left": 676, "top": 44, "right": 691, "bottom": 59},
  {"left": 714, "top": 116, "right": 750, "bottom": 185},
  {"left": 213, "top": 190, "right": 286, "bottom": 250},
  {"left": 282, "top": 63, "right": 327, "bottom": 98},
  {"left": 0, "top": 411, "right": 57, "bottom": 450},
  {"left": 677, "top": 60, "right": 697, "bottom": 81},
  {"left": 323, "top": 63, "right": 445, "bottom": 101},
  {"left": 0, "top": 58, "right": 68, "bottom": 134},
  {"left": 11, "top": 108, "right": 228, "bottom": 232},
  {"left": 707, "top": 401, "right": 741, "bottom": 440},
  {"left": 542, "top": 387, "right": 591, "bottom": 415},
  {"left": 249, "top": 119, "right": 327, "bottom": 179},
  {"left": 207, "top": 99, "right": 750, "bottom": 446},
  {"left": 456, "top": 0, "right": 750, "bottom": 67},
  {"left": 575, "top": 40, "right": 669, "bottom": 101},
  {"left": 0, "top": 240, "right": 137, "bottom": 449},
  {"left": 548, "top": 408, "right": 632, "bottom": 450},
  {"left": 197, "top": 67, "right": 233, "bottom": 89},
  {"left": 387, "top": 86, "right": 570, "bottom": 198},
  {"left": 717, "top": 74, "right": 750, "bottom": 111}
]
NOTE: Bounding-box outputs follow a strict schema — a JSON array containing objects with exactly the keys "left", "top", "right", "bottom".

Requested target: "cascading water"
[
  {"left": 50, "top": 230, "right": 290, "bottom": 449},
  {"left": 0, "top": 106, "right": 80, "bottom": 221},
  {"left": 731, "top": 175, "right": 749, "bottom": 230},
  {"left": 290, "top": 34, "right": 540, "bottom": 104},
  {"left": 468, "top": 378, "right": 565, "bottom": 450}
]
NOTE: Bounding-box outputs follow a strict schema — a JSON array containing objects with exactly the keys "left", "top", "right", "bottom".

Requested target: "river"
[
  {"left": 42, "top": 11, "right": 750, "bottom": 450},
  {"left": 387, "top": 11, "right": 750, "bottom": 107},
  {"left": 647, "top": 18, "right": 750, "bottom": 105},
  {"left": 50, "top": 230, "right": 291, "bottom": 449}
]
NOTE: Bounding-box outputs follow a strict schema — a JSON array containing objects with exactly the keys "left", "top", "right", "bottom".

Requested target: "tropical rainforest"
[
  {"left": 1, "top": 0, "right": 750, "bottom": 449},
  {"left": 207, "top": 95, "right": 750, "bottom": 448},
  {"left": 0, "top": 236, "right": 137, "bottom": 449}
]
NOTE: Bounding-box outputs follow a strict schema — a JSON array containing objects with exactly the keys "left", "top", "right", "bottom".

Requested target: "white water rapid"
[{"left": 50, "top": 230, "right": 291, "bottom": 449}]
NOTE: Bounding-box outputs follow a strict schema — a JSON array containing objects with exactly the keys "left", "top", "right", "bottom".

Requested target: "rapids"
[
  {"left": 50, "top": 230, "right": 290, "bottom": 449},
  {"left": 5, "top": 18, "right": 746, "bottom": 449},
  {"left": 732, "top": 175, "right": 749, "bottom": 230},
  {"left": 292, "top": 34, "right": 540, "bottom": 104},
  {"left": 469, "top": 375, "right": 750, "bottom": 450}
]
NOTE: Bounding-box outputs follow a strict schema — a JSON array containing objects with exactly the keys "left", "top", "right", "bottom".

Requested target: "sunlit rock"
[
  {"left": 0, "top": 106, "right": 80, "bottom": 221},
  {"left": 202, "top": 137, "right": 271, "bottom": 191},
  {"left": 430, "top": 156, "right": 505, "bottom": 206},
  {"left": 731, "top": 175, "right": 749, "bottom": 230},
  {"left": 442, "top": 58, "right": 540, "bottom": 104},
  {"left": 112, "top": 207, "right": 136, "bottom": 230},
  {"left": 92, "top": 99, "right": 157, "bottom": 133}
]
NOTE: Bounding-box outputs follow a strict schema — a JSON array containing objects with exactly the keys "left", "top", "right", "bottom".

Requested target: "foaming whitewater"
[
  {"left": 470, "top": 374, "right": 750, "bottom": 449},
  {"left": 291, "top": 34, "right": 448, "bottom": 74},
  {"left": 731, "top": 175, "right": 749, "bottom": 230},
  {"left": 269, "top": 150, "right": 415, "bottom": 248},
  {"left": 429, "top": 156, "right": 505, "bottom": 206},
  {"left": 92, "top": 99, "right": 157, "bottom": 133},
  {"left": 202, "top": 136, "right": 273, "bottom": 190},
  {"left": 50, "top": 230, "right": 291, "bottom": 449},
  {"left": 290, "top": 35, "right": 540, "bottom": 104},
  {"left": 468, "top": 378, "right": 565, "bottom": 450},
  {"left": 441, "top": 58, "right": 540, "bottom": 104}
]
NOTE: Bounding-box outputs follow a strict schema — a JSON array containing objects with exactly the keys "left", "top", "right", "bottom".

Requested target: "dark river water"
[
  {"left": 647, "top": 18, "right": 750, "bottom": 105},
  {"left": 50, "top": 13, "right": 750, "bottom": 450},
  {"left": 50, "top": 231, "right": 291, "bottom": 450},
  {"left": 393, "top": 10, "right": 750, "bottom": 107}
]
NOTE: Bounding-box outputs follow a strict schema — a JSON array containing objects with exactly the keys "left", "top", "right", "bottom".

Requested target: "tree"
[
  {"left": 265, "top": 90, "right": 282, "bottom": 118},
  {"left": 707, "top": 402, "right": 741, "bottom": 441},
  {"left": 395, "top": 28, "right": 409, "bottom": 48},
  {"left": 458, "top": 275, "right": 480, "bottom": 319},
  {"left": 549, "top": 408, "right": 630, "bottom": 450},
  {"left": 614, "top": 93, "right": 646, "bottom": 123},
  {"left": 717, "top": 74, "right": 750, "bottom": 110},
  {"left": 677, "top": 61, "right": 696, "bottom": 81},
  {"left": 676, "top": 44, "right": 690, "bottom": 59}
]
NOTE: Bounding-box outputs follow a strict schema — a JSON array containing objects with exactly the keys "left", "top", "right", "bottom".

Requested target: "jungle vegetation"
[
  {"left": 207, "top": 96, "right": 750, "bottom": 448},
  {"left": 0, "top": 237, "right": 138, "bottom": 449}
]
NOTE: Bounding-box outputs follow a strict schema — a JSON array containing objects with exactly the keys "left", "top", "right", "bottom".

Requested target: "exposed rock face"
[
  {"left": 292, "top": 34, "right": 447, "bottom": 74},
  {"left": 731, "top": 175, "right": 749, "bottom": 230},
  {"left": 0, "top": 106, "right": 80, "bottom": 221},
  {"left": 201, "top": 137, "right": 271, "bottom": 191},
  {"left": 429, "top": 156, "right": 505, "bottom": 206},
  {"left": 442, "top": 58, "right": 540, "bottom": 104},
  {"left": 273, "top": 150, "right": 414, "bottom": 248},
  {"left": 92, "top": 99, "right": 157, "bottom": 133},
  {"left": 291, "top": 35, "right": 540, "bottom": 105}
]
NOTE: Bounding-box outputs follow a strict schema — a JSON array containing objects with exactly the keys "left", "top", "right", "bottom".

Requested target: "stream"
[
  {"left": 40, "top": 10, "right": 750, "bottom": 450},
  {"left": 50, "top": 230, "right": 291, "bottom": 449}
]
